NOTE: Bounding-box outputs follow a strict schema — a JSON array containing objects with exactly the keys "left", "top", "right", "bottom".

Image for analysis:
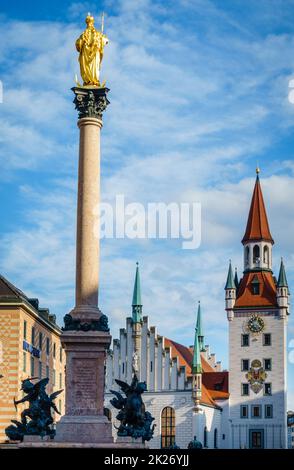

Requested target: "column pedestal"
[{"left": 55, "top": 331, "right": 113, "bottom": 443}]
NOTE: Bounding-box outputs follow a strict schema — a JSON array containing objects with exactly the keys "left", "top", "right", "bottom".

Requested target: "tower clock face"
[{"left": 247, "top": 314, "right": 265, "bottom": 334}]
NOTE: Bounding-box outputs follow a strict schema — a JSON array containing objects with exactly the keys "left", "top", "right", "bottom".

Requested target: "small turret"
[
  {"left": 277, "top": 258, "right": 290, "bottom": 318},
  {"left": 196, "top": 301, "right": 205, "bottom": 352},
  {"left": 132, "top": 262, "right": 142, "bottom": 323},
  {"left": 225, "top": 260, "right": 236, "bottom": 320},
  {"left": 192, "top": 310, "right": 202, "bottom": 409},
  {"left": 131, "top": 262, "right": 143, "bottom": 376},
  {"left": 234, "top": 268, "right": 239, "bottom": 290}
]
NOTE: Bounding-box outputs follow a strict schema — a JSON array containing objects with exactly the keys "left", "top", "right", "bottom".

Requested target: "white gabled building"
[{"left": 105, "top": 264, "right": 229, "bottom": 449}]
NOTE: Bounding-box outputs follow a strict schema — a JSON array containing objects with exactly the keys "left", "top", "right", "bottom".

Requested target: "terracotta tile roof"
[
  {"left": 235, "top": 271, "right": 277, "bottom": 308},
  {"left": 202, "top": 371, "right": 229, "bottom": 401},
  {"left": 242, "top": 176, "right": 274, "bottom": 244},
  {"left": 164, "top": 338, "right": 229, "bottom": 408}
]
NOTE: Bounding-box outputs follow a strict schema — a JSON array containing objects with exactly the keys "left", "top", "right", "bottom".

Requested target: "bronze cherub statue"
[{"left": 5, "top": 377, "right": 63, "bottom": 441}]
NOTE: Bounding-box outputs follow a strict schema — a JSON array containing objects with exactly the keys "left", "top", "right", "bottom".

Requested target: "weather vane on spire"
[{"left": 75, "top": 12, "right": 109, "bottom": 87}]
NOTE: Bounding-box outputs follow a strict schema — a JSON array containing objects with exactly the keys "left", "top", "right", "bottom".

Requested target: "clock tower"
[{"left": 226, "top": 170, "right": 289, "bottom": 449}]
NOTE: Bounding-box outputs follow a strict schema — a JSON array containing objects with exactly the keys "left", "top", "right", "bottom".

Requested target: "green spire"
[
  {"left": 196, "top": 301, "right": 205, "bottom": 352},
  {"left": 234, "top": 268, "right": 239, "bottom": 289},
  {"left": 225, "top": 260, "right": 236, "bottom": 290},
  {"left": 278, "top": 258, "right": 288, "bottom": 288},
  {"left": 192, "top": 311, "right": 202, "bottom": 375},
  {"left": 132, "top": 262, "right": 142, "bottom": 323}
]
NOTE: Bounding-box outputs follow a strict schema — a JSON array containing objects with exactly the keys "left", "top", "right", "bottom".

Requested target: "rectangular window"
[
  {"left": 241, "top": 383, "right": 249, "bottom": 396},
  {"left": 46, "top": 366, "right": 50, "bottom": 379},
  {"left": 240, "top": 405, "right": 248, "bottom": 418},
  {"left": 122, "top": 362, "right": 125, "bottom": 374},
  {"left": 241, "top": 359, "right": 249, "bottom": 371},
  {"left": 265, "top": 405, "right": 273, "bottom": 418},
  {"left": 264, "top": 383, "right": 272, "bottom": 396},
  {"left": 241, "top": 334, "right": 249, "bottom": 347},
  {"left": 53, "top": 343, "right": 56, "bottom": 359},
  {"left": 59, "top": 400, "right": 62, "bottom": 414},
  {"left": 251, "top": 405, "right": 262, "bottom": 418},
  {"left": 30, "top": 356, "right": 35, "bottom": 376},
  {"left": 39, "top": 362, "right": 42, "bottom": 379},
  {"left": 264, "top": 358, "right": 272, "bottom": 371},
  {"left": 263, "top": 333, "right": 271, "bottom": 346},
  {"left": 59, "top": 346, "right": 62, "bottom": 362},
  {"left": 59, "top": 373, "right": 62, "bottom": 389},
  {"left": 46, "top": 338, "right": 50, "bottom": 356},
  {"left": 150, "top": 361, "right": 153, "bottom": 372},
  {"left": 53, "top": 369, "right": 56, "bottom": 387},
  {"left": 23, "top": 352, "right": 27, "bottom": 372},
  {"left": 24, "top": 320, "right": 27, "bottom": 340},
  {"left": 39, "top": 332, "right": 43, "bottom": 350},
  {"left": 31, "top": 327, "right": 35, "bottom": 346}
]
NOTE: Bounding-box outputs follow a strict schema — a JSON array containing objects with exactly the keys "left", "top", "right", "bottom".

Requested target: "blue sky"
[{"left": 0, "top": 0, "right": 294, "bottom": 407}]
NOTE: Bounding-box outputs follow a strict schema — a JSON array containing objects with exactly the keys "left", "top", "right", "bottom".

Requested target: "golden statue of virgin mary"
[{"left": 76, "top": 13, "right": 109, "bottom": 87}]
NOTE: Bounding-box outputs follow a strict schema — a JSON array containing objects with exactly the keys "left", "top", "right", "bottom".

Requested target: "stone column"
[{"left": 55, "top": 87, "right": 113, "bottom": 444}]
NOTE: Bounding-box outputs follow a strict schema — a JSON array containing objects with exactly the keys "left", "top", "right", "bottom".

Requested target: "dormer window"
[{"left": 252, "top": 275, "right": 260, "bottom": 295}]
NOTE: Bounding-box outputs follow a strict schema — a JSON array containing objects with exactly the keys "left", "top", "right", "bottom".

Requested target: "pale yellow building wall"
[{"left": 0, "top": 303, "right": 65, "bottom": 442}]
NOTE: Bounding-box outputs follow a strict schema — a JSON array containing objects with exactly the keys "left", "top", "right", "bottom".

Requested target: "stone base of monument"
[
  {"left": 17, "top": 434, "right": 146, "bottom": 448},
  {"left": 54, "top": 415, "right": 113, "bottom": 443},
  {"left": 16, "top": 420, "right": 146, "bottom": 448}
]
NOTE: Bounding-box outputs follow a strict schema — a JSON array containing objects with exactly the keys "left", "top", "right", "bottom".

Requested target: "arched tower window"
[
  {"left": 263, "top": 246, "right": 269, "bottom": 267},
  {"left": 204, "top": 426, "right": 208, "bottom": 448},
  {"left": 161, "top": 407, "right": 175, "bottom": 448},
  {"left": 245, "top": 246, "right": 250, "bottom": 267},
  {"left": 253, "top": 245, "right": 260, "bottom": 265},
  {"left": 214, "top": 428, "right": 218, "bottom": 448}
]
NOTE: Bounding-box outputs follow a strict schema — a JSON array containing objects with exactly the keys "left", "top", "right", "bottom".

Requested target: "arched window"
[
  {"left": 161, "top": 407, "right": 175, "bottom": 448},
  {"left": 253, "top": 245, "right": 260, "bottom": 265},
  {"left": 204, "top": 426, "right": 208, "bottom": 448},
  {"left": 103, "top": 407, "right": 112, "bottom": 422},
  {"left": 263, "top": 246, "right": 269, "bottom": 267},
  {"left": 245, "top": 246, "right": 250, "bottom": 266},
  {"left": 214, "top": 428, "right": 218, "bottom": 449}
]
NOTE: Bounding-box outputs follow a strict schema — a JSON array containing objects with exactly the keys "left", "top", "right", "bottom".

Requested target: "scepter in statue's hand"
[{"left": 101, "top": 12, "right": 104, "bottom": 34}]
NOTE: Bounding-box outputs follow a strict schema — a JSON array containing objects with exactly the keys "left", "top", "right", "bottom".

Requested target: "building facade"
[
  {"left": 225, "top": 170, "right": 289, "bottom": 449},
  {"left": 105, "top": 265, "right": 230, "bottom": 449},
  {"left": 105, "top": 171, "right": 289, "bottom": 449},
  {"left": 0, "top": 275, "right": 65, "bottom": 442}
]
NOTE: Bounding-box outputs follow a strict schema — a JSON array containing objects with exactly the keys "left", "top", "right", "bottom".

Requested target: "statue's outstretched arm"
[{"left": 14, "top": 393, "right": 30, "bottom": 405}]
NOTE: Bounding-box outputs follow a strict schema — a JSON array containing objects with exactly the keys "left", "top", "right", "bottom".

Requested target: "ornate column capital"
[{"left": 72, "top": 87, "right": 110, "bottom": 120}]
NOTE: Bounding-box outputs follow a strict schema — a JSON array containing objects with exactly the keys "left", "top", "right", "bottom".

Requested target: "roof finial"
[{"left": 256, "top": 166, "right": 260, "bottom": 175}]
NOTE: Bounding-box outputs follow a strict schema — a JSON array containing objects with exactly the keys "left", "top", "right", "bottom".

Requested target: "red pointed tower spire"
[
  {"left": 234, "top": 168, "right": 277, "bottom": 309},
  {"left": 242, "top": 168, "right": 274, "bottom": 245}
]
